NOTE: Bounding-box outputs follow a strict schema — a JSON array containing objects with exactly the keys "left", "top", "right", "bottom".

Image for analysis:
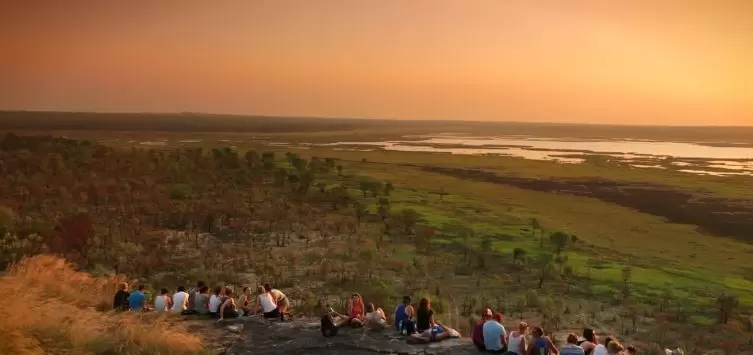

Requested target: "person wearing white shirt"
[
  {"left": 154, "top": 288, "right": 172, "bottom": 313},
  {"left": 171, "top": 286, "right": 190, "bottom": 314}
]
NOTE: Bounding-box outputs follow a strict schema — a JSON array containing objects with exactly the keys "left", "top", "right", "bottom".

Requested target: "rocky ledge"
[{"left": 213, "top": 316, "right": 479, "bottom": 355}]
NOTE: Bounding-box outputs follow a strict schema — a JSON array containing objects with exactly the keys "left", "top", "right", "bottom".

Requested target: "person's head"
[
  {"left": 243, "top": 286, "right": 250, "bottom": 294},
  {"left": 366, "top": 303, "right": 375, "bottom": 313},
  {"left": 418, "top": 298, "right": 430, "bottom": 311},
  {"left": 258, "top": 285, "right": 267, "bottom": 294},
  {"left": 607, "top": 341, "right": 624, "bottom": 354},
  {"left": 197, "top": 280, "right": 206, "bottom": 288},
  {"left": 138, "top": 285, "right": 146, "bottom": 292},
  {"left": 583, "top": 328, "right": 596, "bottom": 342},
  {"left": 402, "top": 296, "right": 411, "bottom": 304},
  {"left": 263, "top": 283, "right": 272, "bottom": 292},
  {"left": 351, "top": 293, "right": 363, "bottom": 304},
  {"left": 626, "top": 345, "right": 636, "bottom": 355},
  {"left": 481, "top": 308, "right": 493, "bottom": 320},
  {"left": 119, "top": 282, "right": 128, "bottom": 291},
  {"left": 567, "top": 333, "right": 579, "bottom": 344},
  {"left": 493, "top": 313, "right": 503, "bottom": 323},
  {"left": 160, "top": 288, "right": 169, "bottom": 295},
  {"left": 518, "top": 321, "right": 528, "bottom": 333},
  {"left": 177, "top": 286, "right": 186, "bottom": 293},
  {"left": 199, "top": 286, "right": 209, "bottom": 294},
  {"left": 532, "top": 326, "right": 544, "bottom": 337},
  {"left": 213, "top": 286, "right": 223, "bottom": 295},
  {"left": 225, "top": 288, "right": 234, "bottom": 298},
  {"left": 604, "top": 336, "right": 614, "bottom": 347}
]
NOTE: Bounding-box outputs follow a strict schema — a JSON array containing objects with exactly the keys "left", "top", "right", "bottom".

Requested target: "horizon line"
[{"left": 1, "top": 109, "right": 752, "bottom": 129}]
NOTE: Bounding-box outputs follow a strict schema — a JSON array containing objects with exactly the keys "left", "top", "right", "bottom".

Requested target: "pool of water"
[{"left": 318, "top": 135, "right": 753, "bottom": 176}]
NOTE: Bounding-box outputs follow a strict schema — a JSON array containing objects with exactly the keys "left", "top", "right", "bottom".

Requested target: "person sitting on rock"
[
  {"left": 483, "top": 312, "right": 508, "bottom": 353},
  {"left": 208, "top": 286, "right": 224, "bottom": 318},
  {"left": 560, "top": 333, "right": 586, "bottom": 355},
  {"left": 218, "top": 288, "right": 242, "bottom": 321},
  {"left": 592, "top": 336, "right": 613, "bottom": 355},
  {"left": 194, "top": 286, "right": 210, "bottom": 315},
  {"left": 526, "top": 326, "right": 559, "bottom": 355},
  {"left": 415, "top": 298, "right": 435, "bottom": 332},
  {"left": 185, "top": 280, "right": 205, "bottom": 315},
  {"left": 361, "top": 302, "right": 388, "bottom": 339},
  {"left": 579, "top": 328, "right": 598, "bottom": 355},
  {"left": 237, "top": 286, "right": 253, "bottom": 316},
  {"left": 113, "top": 282, "right": 130, "bottom": 312},
  {"left": 171, "top": 286, "right": 190, "bottom": 314},
  {"left": 407, "top": 321, "right": 461, "bottom": 344},
  {"left": 321, "top": 305, "right": 347, "bottom": 337},
  {"left": 472, "top": 308, "right": 493, "bottom": 351},
  {"left": 606, "top": 341, "right": 624, "bottom": 355},
  {"left": 347, "top": 293, "right": 365, "bottom": 326},
  {"left": 394, "top": 295, "right": 415, "bottom": 335},
  {"left": 507, "top": 321, "right": 528, "bottom": 355},
  {"left": 154, "top": 288, "right": 172, "bottom": 313},
  {"left": 257, "top": 285, "right": 280, "bottom": 319},
  {"left": 128, "top": 285, "right": 147, "bottom": 311},
  {"left": 264, "top": 283, "right": 290, "bottom": 321}
]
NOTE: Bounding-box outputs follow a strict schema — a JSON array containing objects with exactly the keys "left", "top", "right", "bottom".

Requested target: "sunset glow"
[{"left": 2, "top": 0, "right": 752, "bottom": 125}]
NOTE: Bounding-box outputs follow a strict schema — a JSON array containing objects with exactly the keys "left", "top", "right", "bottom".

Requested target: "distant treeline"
[
  {"left": 2, "top": 111, "right": 752, "bottom": 144},
  {"left": 0, "top": 111, "right": 404, "bottom": 133}
]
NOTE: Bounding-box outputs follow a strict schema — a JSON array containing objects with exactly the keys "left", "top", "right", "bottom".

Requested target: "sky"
[{"left": 1, "top": 0, "right": 752, "bottom": 126}]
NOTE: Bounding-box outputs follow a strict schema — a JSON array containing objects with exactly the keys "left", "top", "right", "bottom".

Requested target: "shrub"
[{"left": 0, "top": 254, "right": 205, "bottom": 355}]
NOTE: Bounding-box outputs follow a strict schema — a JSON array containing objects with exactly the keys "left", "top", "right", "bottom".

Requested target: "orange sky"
[{"left": 1, "top": 0, "right": 752, "bottom": 125}]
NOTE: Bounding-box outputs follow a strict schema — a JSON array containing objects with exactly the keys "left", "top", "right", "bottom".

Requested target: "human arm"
[
  {"left": 218, "top": 299, "right": 228, "bottom": 320},
  {"left": 519, "top": 334, "right": 527, "bottom": 355},
  {"left": 547, "top": 336, "right": 559, "bottom": 355}
]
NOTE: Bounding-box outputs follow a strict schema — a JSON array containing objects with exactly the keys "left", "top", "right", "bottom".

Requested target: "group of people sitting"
[
  {"left": 470, "top": 309, "right": 638, "bottom": 355},
  {"left": 115, "top": 284, "right": 660, "bottom": 354},
  {"left": 320, "top": 294, "right": 461, "bottom": 343},
  {"left": 112, "top": 281, "right": 291, "bottom": 322}
]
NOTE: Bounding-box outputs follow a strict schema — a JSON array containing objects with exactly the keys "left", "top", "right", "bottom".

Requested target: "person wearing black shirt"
[{"left": 113, "top": 282, "right": 130, "bottom": 311}]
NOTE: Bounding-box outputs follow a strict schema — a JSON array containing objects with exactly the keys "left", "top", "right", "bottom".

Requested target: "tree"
[
  {"left": 512, "top": 247, "right": 527, "bottom": 262},
  {"left": 396, "top": 208, "right": 420, "bottom": 234},
  {"left": 549, "top": 232, "right": 569, "bottom": 254},
  {"left": 530, "top": 218, "right": 543, "bottom": 247},
  {"left": 383, "top": 181, "right": 394, "bottom": 196},
  {"left": 717, "top": 293, "right": 740, "bottom": 324},
  {"left": 536, "top": 254, "right": 556, "bottom": 289}
]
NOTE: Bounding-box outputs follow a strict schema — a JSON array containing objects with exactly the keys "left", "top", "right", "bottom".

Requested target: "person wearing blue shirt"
[
  {"left": 129, "top": 285, "right": 147, "bottom": 311},
  {"left": 482, "top": 313, "right": 507, "bottom": 353}
]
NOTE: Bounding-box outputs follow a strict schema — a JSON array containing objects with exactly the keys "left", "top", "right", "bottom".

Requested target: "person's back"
[
  {"left": 113, "top": 283, "right": 130, "bottom": 311},
  {"left": 154, "top": 296, "right": 167, "bottom": 312},
  {"left": 171, "top": 287, "right": 189, "bottom": 313},
  {"left": 508, "top": 322, "right": 528, "bottom": 355},
  {"left": 471, "top": 320, "right": 485, "bottom": 350},
  {"left": 561, "top": 334, "right": 585, "bottom": 355},
  {"left": 394, "top": 301, "right": 408, "bottom": 329},
  {"left": 592, "top": 345, "right": 607, "bottom": 355},
  {"left": 415, "top": 298, "right": 433, "bottom": 332},
  {"left": 129, "top": 286, "right": 147, "bottom": 311},
  {"left": 482, "top": 318, "right": 506, "bottom": 352},
  {"left": 532, "top": 337, "right": 550, "bottom": 355},
  {"left": 194, "top": 288, "right": 210, "bottom": 314}
]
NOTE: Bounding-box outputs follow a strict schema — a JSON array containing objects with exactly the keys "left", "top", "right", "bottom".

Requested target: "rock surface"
[{"left": 215, "top": 316, "right": 479, "bottom": 355}]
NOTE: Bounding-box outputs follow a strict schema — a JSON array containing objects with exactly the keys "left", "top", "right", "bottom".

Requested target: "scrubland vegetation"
[{"left": 0, "top": 123, "right": 751, "bottom": 354}]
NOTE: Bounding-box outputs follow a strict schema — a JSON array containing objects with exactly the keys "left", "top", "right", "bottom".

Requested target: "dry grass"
[{"left": 0, "top": 254, "right": 206, "bottom": 355}]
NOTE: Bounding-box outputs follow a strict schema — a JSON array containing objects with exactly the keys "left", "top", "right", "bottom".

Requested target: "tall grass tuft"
[{"left": 0, "top": 254, "right": 205, "bottom": 355}]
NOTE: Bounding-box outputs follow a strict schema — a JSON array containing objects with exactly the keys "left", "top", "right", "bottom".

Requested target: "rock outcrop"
[{"left": 215, "top": 316, "right": 478, "bottom": 355}]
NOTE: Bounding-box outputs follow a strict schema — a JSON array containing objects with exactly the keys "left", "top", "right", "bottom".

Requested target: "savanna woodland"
[{"left": 0, "top": 129, "right": 750, "bottom": 355}]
